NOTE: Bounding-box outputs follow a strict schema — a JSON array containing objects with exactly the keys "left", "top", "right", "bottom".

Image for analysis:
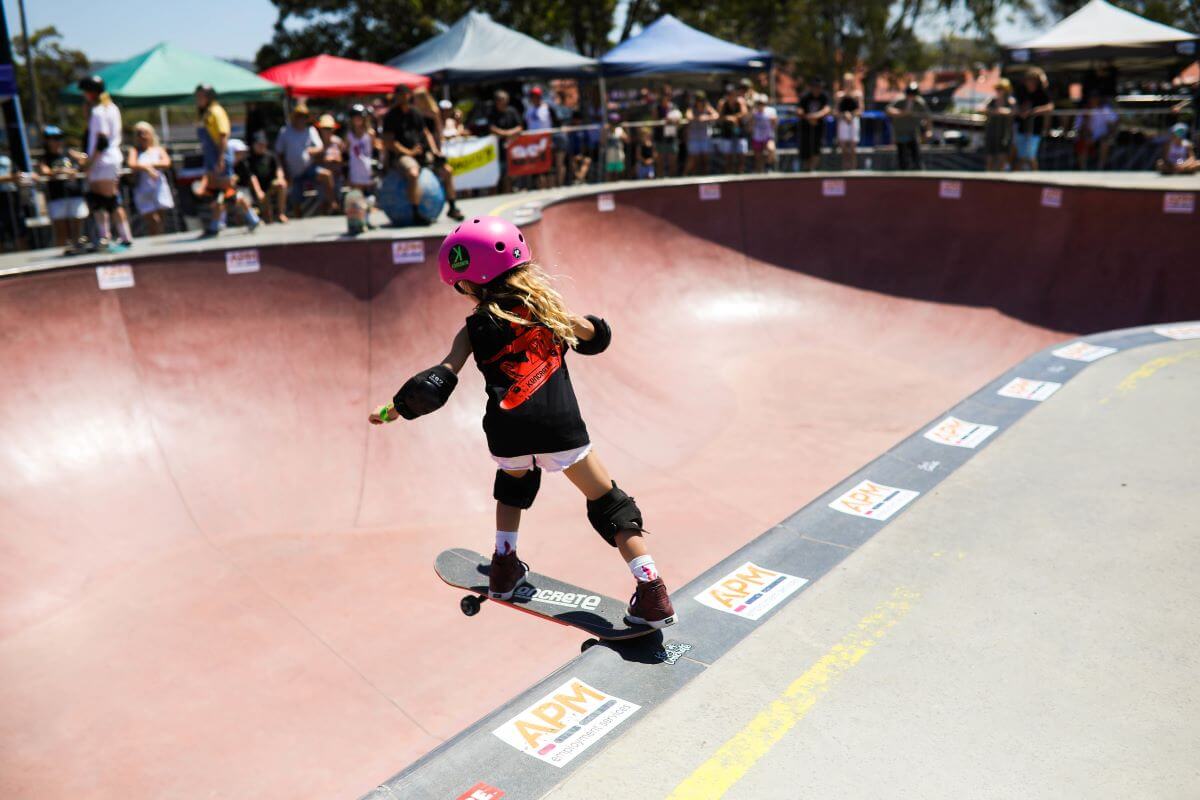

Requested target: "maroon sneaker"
[
  {"left": 488, "top": 549, "right": 528, "bottom": 600},
  {"left": 625, "top": 578, "right": 677, "bottom": 629}
]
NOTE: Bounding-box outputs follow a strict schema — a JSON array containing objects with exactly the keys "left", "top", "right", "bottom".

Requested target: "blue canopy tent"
[
  {"left": 600, "top": 14, "right": 772, "bottom": 77},
  {"left": 388, "top": 11, "right": 598, "bottom": 83}
]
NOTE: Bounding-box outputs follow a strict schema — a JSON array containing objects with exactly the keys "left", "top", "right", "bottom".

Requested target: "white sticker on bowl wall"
[
  {"left": 699, "top": 184, "right": 721, "bottom": 201},
  {"left": 96, "top": 264, "right": 134, "bottom": 290},
  {"left": 597, "top": 193, "right": 615, "bottom": 212},
  {"left": 225, "top": 248, "right": 261, "bottom": 274},
  {"left": 822, "top": 179, "right": 846, "bottom": 197},
  {"left": 391, "top": 240, "right": 425, "bottom": 264}
]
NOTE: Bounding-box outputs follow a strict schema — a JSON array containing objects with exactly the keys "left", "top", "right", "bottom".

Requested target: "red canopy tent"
[{"left": 259, "top": 54, "right": 430, "bottom": 97}]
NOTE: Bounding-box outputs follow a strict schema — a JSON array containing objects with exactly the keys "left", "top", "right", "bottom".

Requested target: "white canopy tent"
[{"left": 1005, "top": 0, "right": 1198, "bottom": 74}]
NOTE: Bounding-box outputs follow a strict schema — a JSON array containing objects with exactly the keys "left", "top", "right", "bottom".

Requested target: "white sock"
[
  {"left": 628, "top": 554, "right": 659, "bottom": 583},
  {"left": 495, "top": 530, "right": 518, "bottom": 555},
  {"left": 117, "top": 217, "right": 133, "bottom": 243}
]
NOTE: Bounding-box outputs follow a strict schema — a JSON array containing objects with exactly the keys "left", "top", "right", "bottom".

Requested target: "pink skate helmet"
[{"left": 438, "top": 215, "right": 531, "bottom": 286}]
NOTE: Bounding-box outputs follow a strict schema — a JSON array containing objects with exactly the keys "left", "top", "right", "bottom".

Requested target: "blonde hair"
[
  {"left": 412, "top": 88, "right": 440, "bottom": 119},
  {"left": 133, "top": 121, "right": 159, "bottom": 147},
  {"left": 468, "top": 263, "right": 578, "bottom": 346}
]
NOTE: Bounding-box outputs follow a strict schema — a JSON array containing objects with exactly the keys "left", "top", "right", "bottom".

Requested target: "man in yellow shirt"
[{"left": 195, "top": 84, "right": 256, "bottom": 236}]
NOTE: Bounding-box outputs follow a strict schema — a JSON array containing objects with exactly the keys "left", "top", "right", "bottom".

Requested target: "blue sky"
[
  {"left": 4, "top": 0, "right": 279, "bottom": 62},
  {"left": 5, "top": 0, "right": 1039, "bottom": 65}
]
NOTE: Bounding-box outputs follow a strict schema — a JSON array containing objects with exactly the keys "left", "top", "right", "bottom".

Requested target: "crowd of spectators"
[{"left": 3, "top": 64, "right": 1197, "bottom": 254}]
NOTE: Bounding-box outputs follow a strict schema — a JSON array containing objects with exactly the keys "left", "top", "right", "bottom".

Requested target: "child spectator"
[
  {"left": 414, "top": 87, "right": 464, "bottom": 220},
  {"left": 984, "top": 79, "right": 1016, "bottom": 172},
  {"left": 750, "top": 96, "right": 778, "bottom": 173},
  {"left": 37, "top": 126, "right": 89, "bottom": 250},
  {"left": 835, "top": 72, "right": 862, "bottom": 170},
  {"left": 653, "top": 87, "right": 681, "bottom": 178},
  {"left": 636, "top": 127, "right": 655, "bottom": 179},
  {"left": 316, "top": 114, "right": 345, "bottom": 214},
  {"left": 74, "top": 75, "right": 133, "bottom": 251},
  {"left": 235, "top": 132, "right": 288, "bottom": 224},
  {"left": 604, "top": 117, "right": 628, "bottom": 181},
  {"left": 684, "top": 91, "right": 717, "bottom": 176},
  {"left": 195, "top": 84, "right": 234, "bottom": 238},
  {"left": 1157, "top": 123, "right": 1198, "bottom": 174},
  {"left": 566, "top": 109, "right": 594, "bottom": 185},
  {"left": 239, "top": 131, "right": 288, "bottom": 223},
  {"left": 887, "top": 82, "right": 930, "bottom": 170},
  {"left": 487, "top": 90, "right": 523, "bottom": 195},
  {"left": 127, "top": 121, "right": 175, "bottom": 236},
  {"left": 226, "top": 140, "right": 262, "bottom": 232},
  {"left": 796, "top": 78, "right": 831, "bottom": 171},
  {"left": 715, "top": 83, "right": 749, "bottom": 174}
]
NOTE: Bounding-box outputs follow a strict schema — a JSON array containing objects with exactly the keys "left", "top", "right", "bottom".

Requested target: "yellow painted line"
[
  {"left": 667, "top": 587, "right": 920, "bottom": 800},
  {"left": 1114, "top": 349, "right": 1200, "bottom": 395}
]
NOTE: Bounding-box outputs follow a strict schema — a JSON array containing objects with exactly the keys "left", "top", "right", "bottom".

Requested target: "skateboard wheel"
[
  {"left": 460, "top": 596, "right": 482, "bottom": 616},
  {"left": 580, "top": 638, "right": 600, "bottom": 653}
]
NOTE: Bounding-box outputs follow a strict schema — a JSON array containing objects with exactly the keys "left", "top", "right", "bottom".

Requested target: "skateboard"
[{"left": 435, "top": 548, "right": 673, "bottom": 651}]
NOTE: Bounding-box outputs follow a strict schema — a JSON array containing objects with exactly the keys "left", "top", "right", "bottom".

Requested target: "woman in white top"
[
  {"left": 72, "top": 75, "right": 133, "bottom": 250},
  {"left": 835, "top": 72, "right": 863, "bottom": 170},
  {"left": 127, "top": 121, "right": 174, "bottom": 235}
]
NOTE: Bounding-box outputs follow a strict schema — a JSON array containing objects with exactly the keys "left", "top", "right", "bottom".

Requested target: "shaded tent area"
[
  {"left": 387, "top": 10, "right": 597, "bottom": 83},
  {"left": 60, "top": 43, "right": 283, "bottom": 107},
  {"left": 258, "top": 55, "right": 428, "bottom": 97},
  {"left": 600, "top": 14, "right": 771, "bottom": 76},
  {"left": 1005, "top": 0, "right": 1198, "bottom": 74}
]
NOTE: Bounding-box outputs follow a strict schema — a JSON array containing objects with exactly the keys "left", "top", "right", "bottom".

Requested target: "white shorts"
[
  {"left": 87, "top": 149, "right": 123, "bottom": 183},
  {"left": 491, "top": 443, "right": 591, "bottom": 473},
  {"left": 837, "top": 118, "right": 860, "bottom": 143},
  {"left": 49, "top": 197, "right": 88, "bottom": 221}
]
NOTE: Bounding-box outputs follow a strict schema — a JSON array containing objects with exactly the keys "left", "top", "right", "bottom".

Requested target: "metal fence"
[{"left": 2, "top": 107, "right": 1194, "bottom": 253}]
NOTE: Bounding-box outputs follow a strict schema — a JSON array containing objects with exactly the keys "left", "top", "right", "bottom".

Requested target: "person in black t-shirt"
[
  {"left": 1013, "top": 67, "right": 1054, "bottom": 171},
  {"left": 235, "top": 132, "right": 289, "bottom": 223},
  {"left": 797, "top": 78, "right": 831, "bottom": 170},
  {"left": 488, "top": 90, "right": 524, "bottom": 194},
  {"left": 38, "top": 126, "right": 88, "bottom": 247},
  {"left": 381, "top": 83, "right": 435, "bottom": 224},
  {"left": 369, "top": 216, "right": 678, "bottom": 629}
]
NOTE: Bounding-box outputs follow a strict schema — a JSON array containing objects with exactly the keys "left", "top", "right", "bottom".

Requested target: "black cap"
[
  {"left": 195, "top": 83, "right": 216, "bottom": 97},
  {"left": 350, "top": 103, "right": 370, "bottom": 117},
  {"left": 78, "top": 75, "right": 105, "bottom": 94},
  {"left": 905, "top": 81, "right": 920, "bottom": 95}
]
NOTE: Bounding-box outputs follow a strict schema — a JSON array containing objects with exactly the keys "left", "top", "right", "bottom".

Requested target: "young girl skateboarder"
[{"left": 370, "top": 216, "right": 676, "bottom": 628}]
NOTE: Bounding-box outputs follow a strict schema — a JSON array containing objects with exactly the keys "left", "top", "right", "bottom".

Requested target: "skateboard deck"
[{"left": 435, "top": 548, "right": 663, "bottom": 641}]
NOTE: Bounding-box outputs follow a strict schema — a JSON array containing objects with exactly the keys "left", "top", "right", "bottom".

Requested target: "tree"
[
  {"left": 256, "top": 0, "right": 618, "bottom": 69},
  {"left": 10, "top": 26, "right": 89, "bottom": 140}
]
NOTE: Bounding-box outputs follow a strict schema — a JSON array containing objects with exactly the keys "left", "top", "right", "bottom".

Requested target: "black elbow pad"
[
  {"left": 573, "top": 315, "right": 611, "bottom": 356},
  {"left": 393, "top": 365, "right": 458, "bottom": 420}
]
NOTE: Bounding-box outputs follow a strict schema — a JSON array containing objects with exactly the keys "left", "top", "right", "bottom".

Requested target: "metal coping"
[{"left": 360, "top": 182, "right": 1200, "bottom": 799}]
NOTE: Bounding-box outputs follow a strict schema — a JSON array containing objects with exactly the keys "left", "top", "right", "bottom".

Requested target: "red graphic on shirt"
[{"left": 482, "top": 311, "right": 563, "bottom": 410}]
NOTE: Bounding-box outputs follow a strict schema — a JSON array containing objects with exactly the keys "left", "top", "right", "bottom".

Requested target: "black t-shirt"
[
  {"left": 1014, "top": 83, "right": 1052, "bottom": 135},
  {"left": 466, "top": 305, "right": 590, "bottom": 458},
  {"left": 40, "top": 152, "right": 84, "bottom": 200},
  {"left": 837, "top": 94, "right": 859, "bottom": 113},
  {"left": 236, "top": 150, "right": 281, "bottom": 189},
  {"left": 717, "top": 96, "right": 745, "bottom": 138},
  {"left": 382, "top": 105, "right": 428, "bottom": 153},
  {"left": 638, "top": 141, "right": 655, "bottom": 161},
  {"left": 488, "top": 106, "right": 522, "bottom": 138},
  {"left": 799, "top": 91, "right": 830, "bottom": 118}
]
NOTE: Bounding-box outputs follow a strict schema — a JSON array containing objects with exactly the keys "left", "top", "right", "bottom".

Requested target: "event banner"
[
  {"left": 507, "top": 132, "right": 553, "bottom": 177},
  {"left": 445, "top": 135, "right": 500, "bottom": 191}
]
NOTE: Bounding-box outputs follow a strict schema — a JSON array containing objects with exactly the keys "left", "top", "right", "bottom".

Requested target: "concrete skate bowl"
[{"left": 1, "top": 176, "right": 1195, "bottom": 799}]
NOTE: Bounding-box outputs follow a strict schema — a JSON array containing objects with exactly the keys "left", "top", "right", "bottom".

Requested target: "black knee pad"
[
  {"left": 494, "top": 467, "right": 541, "bottom": 510},
  {"left": 586, "top": 482, "right": 645, "bottom": 547},
  {"left": 84, "top": 191, "right": 102, "bottom": 211}
]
